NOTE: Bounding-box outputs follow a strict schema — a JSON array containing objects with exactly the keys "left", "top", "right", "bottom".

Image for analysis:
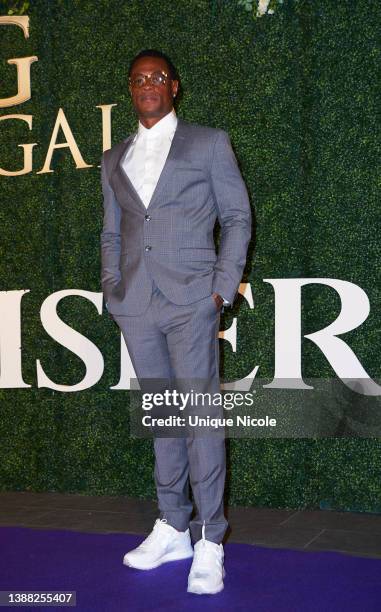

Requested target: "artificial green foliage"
[
  {"left": 237, "top": 0, "right": 282, "bottom": 18},
  {"left": 0, "top": 0, "right": 380, "bottom": 512},
  {"left": 1, "top": 0, "right": 29, "bottom": 15}
]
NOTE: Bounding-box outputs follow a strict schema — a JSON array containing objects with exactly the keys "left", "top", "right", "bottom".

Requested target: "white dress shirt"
[
  {"left": 122, "top": 108, "right": 177, "bottom": 208},
  {"left": 121, "top": 109, "right": 229, "bottom": 306}
]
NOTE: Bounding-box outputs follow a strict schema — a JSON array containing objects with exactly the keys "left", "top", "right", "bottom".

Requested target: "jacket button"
[
  {"left": 144, "top": 214, "right": 151, "bottom": 221},
  {"left": 145, "top": 245, "right": 152, "bottom": 251}
]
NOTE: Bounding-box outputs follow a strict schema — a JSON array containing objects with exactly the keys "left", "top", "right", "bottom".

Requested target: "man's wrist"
[
  {"left": 214, "top": 293, "right": 230, "bottom": 306},
  {"left": 212, "top": 292, "right": 228, "bottom": 310}
]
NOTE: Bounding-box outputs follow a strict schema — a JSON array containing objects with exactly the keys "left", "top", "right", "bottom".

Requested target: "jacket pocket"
[
  {"left": 174, "top": 162, "right": 205, "bottom": 173},
  {"left": 179, "top": 247, "right": 217, "bottom": 262}
]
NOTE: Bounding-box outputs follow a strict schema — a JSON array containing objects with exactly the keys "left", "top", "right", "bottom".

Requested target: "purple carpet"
[{"left": 0, "top": 527, "right": 380, "bottom": 611}]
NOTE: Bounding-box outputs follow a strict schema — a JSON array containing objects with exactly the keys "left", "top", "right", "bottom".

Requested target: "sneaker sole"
[
  {"left": 187, "top": 568, "right": 226, "bottom": 595},
  {"left": 187, "top": 582, "right": 224, "bottom": 595},
  {"left": 123, "top": 549, "right": 194, "bottom": 570}
]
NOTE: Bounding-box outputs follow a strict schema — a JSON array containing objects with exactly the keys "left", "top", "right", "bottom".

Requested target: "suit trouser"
[{"left": 112, "top": 280, "right": 228, "bottom": 544}]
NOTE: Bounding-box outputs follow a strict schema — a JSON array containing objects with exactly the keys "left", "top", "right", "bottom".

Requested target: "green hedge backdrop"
[{"left": 0, "top": 0, "right": 380, "bottom": 512}]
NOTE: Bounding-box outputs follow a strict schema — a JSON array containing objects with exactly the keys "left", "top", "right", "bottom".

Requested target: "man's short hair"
[{"left": 128, "top": 49, "right": 179, "bottom": 81}]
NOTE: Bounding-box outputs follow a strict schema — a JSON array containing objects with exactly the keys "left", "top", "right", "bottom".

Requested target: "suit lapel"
[
  {"left": 110, "top": 117, "right": 188, "bottom": 213},
  {"left": 147, "top": 118, "right": 187, "bottom": 210},
  {"left": 111, "top": 133, "right": 147, "bottom": 211}
]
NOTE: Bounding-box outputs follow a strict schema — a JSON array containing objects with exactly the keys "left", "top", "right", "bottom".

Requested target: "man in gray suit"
[{"left": 100, "top": 49, "right": 251, "bottom": 595}]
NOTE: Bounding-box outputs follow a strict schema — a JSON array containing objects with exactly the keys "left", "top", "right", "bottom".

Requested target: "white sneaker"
[
  {"left": 187, "top": 523, "right": 225, "bottom": 595},
  {"left": 123, "top": 518, "right": 193, "bottom": 570}
]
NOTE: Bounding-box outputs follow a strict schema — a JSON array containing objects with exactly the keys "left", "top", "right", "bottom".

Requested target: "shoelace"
[
  {"left": 192, "top": 522, "right": 223, "bottom": 572},
  {"left": 139, "top": 518, "right": 170, "bottom": 549}
]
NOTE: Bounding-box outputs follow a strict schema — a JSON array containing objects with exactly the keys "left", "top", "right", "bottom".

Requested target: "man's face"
[{"left": 129, "top": 56, "right": 178, "bottom": 122}]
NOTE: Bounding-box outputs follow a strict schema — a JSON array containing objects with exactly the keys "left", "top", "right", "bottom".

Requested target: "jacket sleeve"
[
  {"left": 209, "top": 130, "right": 252, "bottom": 305},
  {"left": 100, "top": 154, "right": 122, "bottom": 305}
]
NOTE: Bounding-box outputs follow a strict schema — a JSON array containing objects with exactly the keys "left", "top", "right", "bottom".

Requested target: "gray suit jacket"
[{"left": 100, "top": 118, "right": 251, "bottom": 316}]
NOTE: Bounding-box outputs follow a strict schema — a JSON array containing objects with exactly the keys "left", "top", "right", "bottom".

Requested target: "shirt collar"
[{"left": 137, "top": 108, "right": 177, "bottom": 139}]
